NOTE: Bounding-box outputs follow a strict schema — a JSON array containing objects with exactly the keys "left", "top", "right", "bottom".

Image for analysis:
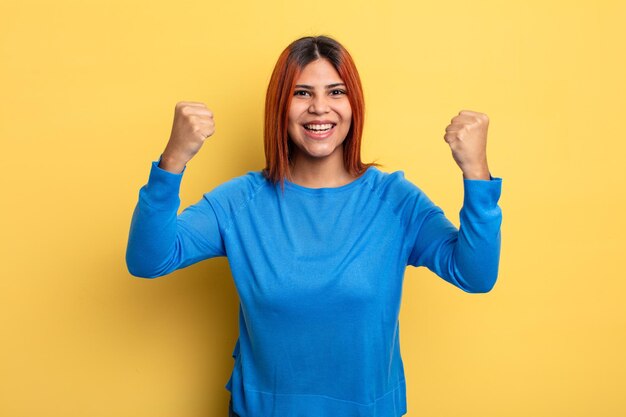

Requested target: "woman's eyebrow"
[{"left": 294, "top": 83, "right": 346, "bottom": 89}]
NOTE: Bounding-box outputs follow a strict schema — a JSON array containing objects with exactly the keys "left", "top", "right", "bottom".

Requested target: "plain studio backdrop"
[{"left": 1, "top": 0, "right": 624, "bottom": 416}]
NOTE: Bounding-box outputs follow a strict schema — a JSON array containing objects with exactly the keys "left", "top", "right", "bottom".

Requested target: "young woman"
[{"left": 126, "top": 35, "right": 502, "bottom": 417}]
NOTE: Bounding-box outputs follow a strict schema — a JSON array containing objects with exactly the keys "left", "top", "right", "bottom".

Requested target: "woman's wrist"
[
  {"left": 462, "top": 165, "right": 491, "bottom": 180},
  {"left": 158, "top": 152, "right": 187, "bottom": 174}
]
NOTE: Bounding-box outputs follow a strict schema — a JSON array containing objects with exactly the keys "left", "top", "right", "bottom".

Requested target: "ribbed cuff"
[
  {"left": 140, "top": 157, "right": 186, "bottom": 209},
  {"left": 461, "top": 175, "right": 503, "bottom": 218}
]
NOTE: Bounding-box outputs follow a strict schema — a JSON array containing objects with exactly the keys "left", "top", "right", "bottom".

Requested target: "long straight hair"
[{"left": 262, "top": 35, "right": 380, "bottom": 190}]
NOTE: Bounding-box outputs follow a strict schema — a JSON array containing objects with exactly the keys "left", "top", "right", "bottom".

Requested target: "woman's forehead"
[{"left": 295, "top": 58, "right": 344, "bottom": 85}]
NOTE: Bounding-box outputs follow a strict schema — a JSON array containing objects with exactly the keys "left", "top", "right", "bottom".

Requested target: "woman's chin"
[{"left": 301, "top": 149, "right": 337, "bottom": 160}]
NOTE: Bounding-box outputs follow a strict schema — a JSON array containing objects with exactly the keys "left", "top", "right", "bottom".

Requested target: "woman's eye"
[{"left": 294, "top": 89, "right": 346, "bottom": 97}]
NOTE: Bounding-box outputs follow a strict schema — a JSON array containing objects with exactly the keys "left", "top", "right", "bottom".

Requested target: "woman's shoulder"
[
  {"left": 367, "top": 166, "right": 427, "bottom": 199},
  {"left": 366, "top": 166, "right": 439, "bottom": 221},
  {"left": 202, "top": 169, "right": 268, "bottom": 207}
]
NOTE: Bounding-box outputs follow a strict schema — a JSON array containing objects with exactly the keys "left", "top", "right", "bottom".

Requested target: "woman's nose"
[{"left": 308, "top": 95, "right": 330, "bottom": 114}]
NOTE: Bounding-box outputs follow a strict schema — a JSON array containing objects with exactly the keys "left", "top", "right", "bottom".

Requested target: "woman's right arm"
[
  {"left": 125, "top": 158, "right": 226, "bottom": 278},
  {"left": 125, "top": 101, "right": 224, "bottom": 278}
]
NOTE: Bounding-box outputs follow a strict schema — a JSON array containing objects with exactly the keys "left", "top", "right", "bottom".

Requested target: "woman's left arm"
[
  {"left": 407, "top": 110, "right": 502, "bottom": 293},
  {"left": 407, "top": 175, "right": 502, "bottom": 293}
]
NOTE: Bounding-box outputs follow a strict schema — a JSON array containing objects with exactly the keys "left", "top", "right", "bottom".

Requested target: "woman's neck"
[{"left": 288, "top": 148, "right": 356, "bottom": 188}]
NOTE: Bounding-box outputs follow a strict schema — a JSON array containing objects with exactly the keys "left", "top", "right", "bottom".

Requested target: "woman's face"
[{"left": 287, "top": 58, "right": 352, "bottom": 162}]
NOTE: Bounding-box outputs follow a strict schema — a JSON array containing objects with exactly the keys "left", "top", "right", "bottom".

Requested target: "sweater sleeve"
[
  {"left": 125, "top": 158, "right": 226, "bottom": 278},
  {"left": 407, "top": 175, "right": 503, "bottom": 293}
]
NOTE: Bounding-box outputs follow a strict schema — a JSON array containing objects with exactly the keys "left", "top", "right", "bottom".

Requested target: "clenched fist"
[
  {"left": 159, "top": 101, "right": 215, "bottom": 174},
  {"left": 444, "top": 110, "right": 491, "bottom": 180}
]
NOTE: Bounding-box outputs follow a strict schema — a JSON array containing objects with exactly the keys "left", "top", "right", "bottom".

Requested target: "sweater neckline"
[{"left": 282, "top": 167, "right": 376, "bottom": 195}]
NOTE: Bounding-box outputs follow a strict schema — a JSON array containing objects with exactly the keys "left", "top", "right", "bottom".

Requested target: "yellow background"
[{"left": 1, "top": 0, "right": 625, "bottom": 416}]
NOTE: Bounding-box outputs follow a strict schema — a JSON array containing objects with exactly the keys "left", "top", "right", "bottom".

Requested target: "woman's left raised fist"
[{"left": 443, "top": 110, "right": 491, "bottom": 180}]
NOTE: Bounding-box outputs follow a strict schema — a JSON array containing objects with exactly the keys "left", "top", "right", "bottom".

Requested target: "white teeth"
[{"left": 304, "top": 123, "right": 334, "bottom": 131}]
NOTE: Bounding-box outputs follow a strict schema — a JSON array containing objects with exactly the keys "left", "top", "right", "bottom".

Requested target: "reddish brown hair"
[{"left": 262, "top": 35, "right": 380, "bottom": 190}]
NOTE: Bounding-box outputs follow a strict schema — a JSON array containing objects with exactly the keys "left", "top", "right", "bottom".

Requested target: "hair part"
[{"left": 262, "top": 35, "right": 380, "bottom": 191}]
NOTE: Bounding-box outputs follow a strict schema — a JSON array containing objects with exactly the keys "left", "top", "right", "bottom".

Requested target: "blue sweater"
[{"left": 126, "top": 159, "right": 503, "bottom": 417}]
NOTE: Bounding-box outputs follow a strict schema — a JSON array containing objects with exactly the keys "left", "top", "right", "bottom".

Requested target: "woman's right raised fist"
[{"left": 159, "top": 101, "right": 215, "bottom": 173}]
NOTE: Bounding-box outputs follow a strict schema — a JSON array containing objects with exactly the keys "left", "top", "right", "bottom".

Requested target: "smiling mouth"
[{"left": 303, "top": 123, "right": 336, "bottom": 132}]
